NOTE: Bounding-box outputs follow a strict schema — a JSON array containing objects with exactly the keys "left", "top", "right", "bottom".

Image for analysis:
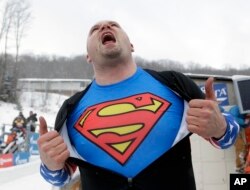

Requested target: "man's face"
[{"left": 86, "top": 20, "right": 134, "bottom": 64}]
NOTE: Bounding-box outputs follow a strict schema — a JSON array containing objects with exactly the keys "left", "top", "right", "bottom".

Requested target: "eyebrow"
[{"left": 89, "top": 21, "right": 120, "bottom": 35}]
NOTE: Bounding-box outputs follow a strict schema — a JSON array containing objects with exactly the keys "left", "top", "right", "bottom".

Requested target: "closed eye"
[
  {"left": 110, "top": 22, "right": 120, "bottom": 28},
  {"left": 89, "top": 26, "right": 99, "bottom": 35}
]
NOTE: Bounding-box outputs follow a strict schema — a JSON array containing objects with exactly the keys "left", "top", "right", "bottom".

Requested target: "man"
[
  {"left": 38, "top": 20, "right": 239, "bottom": 190},
  {"left": 12, "top": 112, "right": 26, "bottom": 136},
  {"left": 12, "top": 112, "right": 26, "bottom": 130},
  {"left": 26, "top": 111, "right": 38, "bottom": 132}
]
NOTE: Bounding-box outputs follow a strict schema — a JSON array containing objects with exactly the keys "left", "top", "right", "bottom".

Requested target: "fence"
[{"left": 17, "top": 78, "right": 91, "bottom": 97}]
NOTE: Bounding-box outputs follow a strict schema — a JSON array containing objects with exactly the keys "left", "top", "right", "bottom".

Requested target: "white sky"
[{"left": 17, "top": 0, "right": 250, "bottom": 69}]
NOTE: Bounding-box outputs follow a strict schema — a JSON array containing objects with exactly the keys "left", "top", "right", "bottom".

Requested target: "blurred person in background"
[{"left": 26, "top": 111, "right": 38, "bottom": 132}]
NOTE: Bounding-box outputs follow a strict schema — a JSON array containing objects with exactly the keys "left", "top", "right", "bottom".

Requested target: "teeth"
[{"left": 104, "top": 33, "right": 112, "bottom": 37}]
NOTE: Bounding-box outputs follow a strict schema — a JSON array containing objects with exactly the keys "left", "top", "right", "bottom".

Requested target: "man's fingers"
[
  {"left": 56, "top": 150, "right": 70, "bottom": 163},
  {"left": 39, "top": 116, "right": 48, "bottom": 135},
  {"left": 205, "top": 77, "right": 216, "bottom": 100},
  {"left": 189, "top": 99, "right": 215, "bottom": 109},
  {"left": 47, "top": 143, "right": 68, "bottom": 158}
]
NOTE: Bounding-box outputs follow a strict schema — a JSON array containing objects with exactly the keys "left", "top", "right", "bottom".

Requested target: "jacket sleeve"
[
  {"left": 40, "top": 162, "right": 77, "bottom": 187},
  {"left": 209, "top": 112, "right": 240, "bottom": 149}
]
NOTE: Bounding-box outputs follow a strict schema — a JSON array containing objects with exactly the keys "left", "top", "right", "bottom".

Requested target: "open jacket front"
[{"left": 50, "top": 69, "right": 206, "bottom": 190}]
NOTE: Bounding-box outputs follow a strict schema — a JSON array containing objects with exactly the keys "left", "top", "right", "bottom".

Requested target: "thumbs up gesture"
[
  {"left": 37, "top": 116, "right": 70, "bottom": 171},
  {"left": 186, "top": 77, "right": 227, "bottom": 139}
]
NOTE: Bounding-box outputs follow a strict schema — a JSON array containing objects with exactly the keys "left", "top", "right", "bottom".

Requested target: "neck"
[{"left": 94, "top": 58, "right": 137, "bottom": 85}]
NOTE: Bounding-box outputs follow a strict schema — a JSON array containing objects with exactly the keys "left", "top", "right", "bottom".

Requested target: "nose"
[{"left": 100, "top": 23, "right": 111, "bottom": 31}]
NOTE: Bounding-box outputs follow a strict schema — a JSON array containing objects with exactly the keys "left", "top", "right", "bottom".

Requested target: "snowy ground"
[
  {"left": 0, "top": 157, "right": 52, "bottom": 190},
  {"left": 0, "top": 92, "right": 69, "bottom": 190}
]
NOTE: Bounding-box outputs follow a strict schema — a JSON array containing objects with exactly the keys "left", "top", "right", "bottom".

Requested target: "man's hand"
[
  {"left": 37, "top": 116, "right": 70, "bottom": 171},
  {"left": 186, "top": 77, "right": 227, "bottom": 139}
]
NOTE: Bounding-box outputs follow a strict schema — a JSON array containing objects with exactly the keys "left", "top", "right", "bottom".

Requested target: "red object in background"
[
  {"left": 0, "top": 153, "right": 13, "bottom": 168},
  {"left": 244, "top": 149, "right": 250, "bottom": 174},
  {"left": 245, "top": 115, "right": 250, "bottom": 144},
  {"left": 244, "top": 119, "right": 250, "bottom": 174},
  {"left": 245, "top": 127, "right": 250, "bottom": 144}
]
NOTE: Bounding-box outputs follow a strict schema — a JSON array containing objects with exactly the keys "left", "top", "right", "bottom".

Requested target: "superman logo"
[{"left": 74, "top": 92, "right": 171, "bottom": 164}]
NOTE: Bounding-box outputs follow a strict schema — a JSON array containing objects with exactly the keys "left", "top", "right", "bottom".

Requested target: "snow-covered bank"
[{"left": 0, "top": 165, "right": 52, "bottom": 189}]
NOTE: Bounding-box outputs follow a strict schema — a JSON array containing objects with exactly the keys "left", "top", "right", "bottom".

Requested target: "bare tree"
[
  {"left": 10, "top": 0, "right": 31, "bottom": 102},
  {"left": 12, "top": 0, "right": 31, "bottom": 64},
  {"left": 4, "top": 1, "right": 16, "bottom": 67},
  {"left": 0, "top": 0, "right": 31, "bottom": 102},
  {"left": 0, "top": 0, "right": 16, "bottom": 100}
]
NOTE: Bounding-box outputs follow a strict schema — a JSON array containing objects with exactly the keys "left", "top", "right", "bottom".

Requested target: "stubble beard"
[{"left": 101, "top": 45, "right": 121, "bottom": 59}]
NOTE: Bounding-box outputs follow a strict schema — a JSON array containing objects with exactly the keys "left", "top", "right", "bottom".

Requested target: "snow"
[
  {"left": 0, "top": 91, "right": 69, "bottom": 190},
  {"left": 0, "top": 91, "right": 68, "bottom": 127},
  {"left": 0, "top": 158, "right": 52, "bottom": 190}
]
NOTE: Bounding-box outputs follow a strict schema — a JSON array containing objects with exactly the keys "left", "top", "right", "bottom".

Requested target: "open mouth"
[{"left": 101, "top": 32, "right": 116, "bottom": 45}]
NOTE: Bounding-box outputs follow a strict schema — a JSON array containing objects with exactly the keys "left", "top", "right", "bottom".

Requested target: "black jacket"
[{"left": 54, "top": 69, "right": 204, "bottom": 190}]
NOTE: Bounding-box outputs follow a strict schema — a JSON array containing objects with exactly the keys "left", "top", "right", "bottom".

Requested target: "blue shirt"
[{"left": 66, "top": 67, "right": 184, "bottom": 177}]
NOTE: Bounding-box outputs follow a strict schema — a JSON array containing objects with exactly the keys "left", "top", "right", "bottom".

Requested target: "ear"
[
  {"left": 131, "top": 43, "right": 134, "bottom": 52},
  {"left": 86, "top": 54, "right": 92, "bottom": 63}
]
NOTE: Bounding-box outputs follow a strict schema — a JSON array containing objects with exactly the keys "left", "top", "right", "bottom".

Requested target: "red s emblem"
[{"left": 74, "top": 93, "right": 171, "bottom": 164}]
